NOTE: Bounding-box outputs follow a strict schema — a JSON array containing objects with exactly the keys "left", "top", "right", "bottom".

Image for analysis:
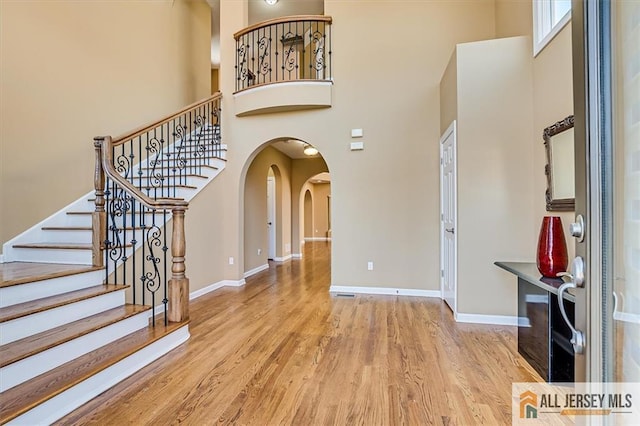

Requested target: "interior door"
[
  {"left": 267, "top": 176, "right": 276, "bottom": 260},
  {"left": 572, "top": 0, "right": 640, "bottom": 386},
  {"left": 440, "top": 121, "right": 457, "bottom": 313}
]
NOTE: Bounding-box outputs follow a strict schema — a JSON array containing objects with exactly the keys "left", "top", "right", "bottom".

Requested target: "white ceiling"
[
  {"left": 206, "top": 0, "right": 324, "bottom": 68},
  {"left": 270, "top": 139, "right": 321, "bottom": 159}
]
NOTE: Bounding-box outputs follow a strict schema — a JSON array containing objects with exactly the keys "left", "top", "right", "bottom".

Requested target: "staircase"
[{"left": 0, "top": 94, "right": 224, "bottom": 424}]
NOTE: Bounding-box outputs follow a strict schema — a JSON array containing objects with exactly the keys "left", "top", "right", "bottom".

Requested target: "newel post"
[
  {"left": 168, "top": 207, "right": 189, "bottom": 322},
  {"left": 92, "top": 137, "right": 107, "bottom": 267}
]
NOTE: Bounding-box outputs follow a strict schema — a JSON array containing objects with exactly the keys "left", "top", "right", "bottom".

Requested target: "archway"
[{"left": 241, "top": 138, "right": 330, "bottom": 278}]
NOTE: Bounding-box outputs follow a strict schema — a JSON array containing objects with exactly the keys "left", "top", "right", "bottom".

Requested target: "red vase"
[{"left": 536, "top": 216, "right": 568, "bottom": 278}]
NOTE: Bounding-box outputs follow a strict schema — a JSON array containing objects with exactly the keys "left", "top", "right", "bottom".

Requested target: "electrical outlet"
[
  {"left": 285, "top": 243, "right": 291, "bottom": 253},
  {"left": 367, "top": 261, "right": 374, "bottom": 271},
  {"left": 228, "top": 257, "right": 234, "bottom": 265},
  {"left": 258, "top": 248, "right": 262, "bottom": 255}
]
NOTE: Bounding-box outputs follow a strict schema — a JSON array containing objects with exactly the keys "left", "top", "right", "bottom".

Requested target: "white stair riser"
[
  {"left": 60, "top": 214, "right": 93, "bottom": 228},
  {"left": 0, "top": 311, "right": 151, "bottom": 392},
  {"left": 7, "top": 247, "right": 93, "bottom": 265},
  {"left": 0, "top": 269, "right": 104, "bottom": 308},
  {"left": 39, "top": 229, "right": 93, "bottom": 244},
  {"left": 6, "top": 325, "right": 189, "bottom": 425},
  {"left": 0, "top": 290, "right": 125, "bottom": 345}
]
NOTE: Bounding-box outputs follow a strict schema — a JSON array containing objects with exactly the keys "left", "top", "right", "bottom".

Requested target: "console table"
[{"left": 495, "top": 261, "right": 575, "bottom": 382}]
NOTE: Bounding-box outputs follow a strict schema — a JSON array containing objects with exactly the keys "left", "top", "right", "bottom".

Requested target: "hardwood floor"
[{"left": 57, "top": 242, "right": 541, "bottom": 425}]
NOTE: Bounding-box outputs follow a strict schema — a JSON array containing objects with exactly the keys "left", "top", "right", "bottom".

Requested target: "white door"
[
  {"left": 440, "top": 121, "right": 457, "bottom": 313},
  {"left": 267, "top": 176, "right": 276, "bottom": 260}
]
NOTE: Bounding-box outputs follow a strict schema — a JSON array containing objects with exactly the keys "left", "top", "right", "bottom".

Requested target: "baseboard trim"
[
  {"left": 243, "top": 264, "right": 269, "bottom": 278},
  {"left": 220, "top": 278, "right": 246, "bottom": 287},
  {"left": 190, "top": 281, "right": 227, "bottom": 300},
  {"left": 189, "top": 278, "right": 247, "bottom": 302},
  {"left": 304, "top": 237, "right": 331, "bottom": 242},
  {"left": 454, "top": 312, "right": 519, "bottom": 326},
  {"left": 329, "top": 286, "right": 441, "bottom": 298},
  {"left": 273, "top": 254, "right": 292, "bottom": 263}
]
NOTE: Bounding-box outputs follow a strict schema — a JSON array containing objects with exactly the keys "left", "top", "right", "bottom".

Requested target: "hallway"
[{"left": 58, "top": 242, "right": 540, "bottom": 425}]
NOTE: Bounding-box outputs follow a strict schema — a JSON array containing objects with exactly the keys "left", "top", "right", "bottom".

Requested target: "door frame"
[
  {"left": 440, "top": 120, "right": 458, "bottom": 314},
  {"left": 571, "top": 0, "right": 615, "bottom": 383}
]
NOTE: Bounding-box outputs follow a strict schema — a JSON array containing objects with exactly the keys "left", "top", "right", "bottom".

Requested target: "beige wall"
[
  {"left": 450, "top": 36, "right": 535, "bottom": 316},
  {"left": 311, "top": 183, "right": 331, "bottom": 238},
  {"left": 211, "top": 69, "right": 220, "bottom": 93},
  {"left": 0, "top": 0, "right": 211, "bottom": 247},
  {"left": 216, "top": 0, "right": 498, "bottom": 291},
  {"left": 303, "top": 189, "right": 313, "bottom": 238},
  {"left": 495, "top": 0, "right": 532, "bottom": 38},
  {"left": 531, "top": 25, "right": 575, "bottom": 260},
  {"left": 494, "top": 2, "right": 575, "bottom": 259},
  {"left": 291, "top": 157, "right": 329, "bottom": 254},
  {"left": 2, "top": 0, "right": 579, "bottom": 318}
]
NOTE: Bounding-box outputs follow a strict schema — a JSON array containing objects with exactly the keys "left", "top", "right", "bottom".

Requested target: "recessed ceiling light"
[
  {"left": 303, "top": 144, "right": 319, "bottom": 156},
  {"left": 265, "top": 0, "right": 278, "bottom": 5}
]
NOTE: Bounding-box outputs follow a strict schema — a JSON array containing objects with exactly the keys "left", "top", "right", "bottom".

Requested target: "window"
[{"left": 533, "top": 0, "right": 572, "bottom": 56}]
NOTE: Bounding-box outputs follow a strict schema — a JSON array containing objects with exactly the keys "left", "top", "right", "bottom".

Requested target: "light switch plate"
[{"left": 351, "top": 128, "right": 363, "bottom": 138}]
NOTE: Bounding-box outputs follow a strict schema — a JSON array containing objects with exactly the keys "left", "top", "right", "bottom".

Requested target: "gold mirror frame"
[{"left": 544, "top": 115, "right": 575, "bottom": 211}]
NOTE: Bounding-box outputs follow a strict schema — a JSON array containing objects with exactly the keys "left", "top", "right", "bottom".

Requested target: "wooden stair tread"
[
  {"left": 12, "top": 243, "right": 92, "bottom": 250},
  {"left": 12, "top": 242, "right": 133, "bottom": 250},
  {"left": 0, "top": 262, "right": 101, "bottom": 288},
  {"left": 0, "top": 319, "right": 188, "bottom": 424},
  {"left": 0, "top": 284, "right": 128, "bottom": 323},
  {"left": 41, "top": 226, "right": 92, "bottom": 231},
  {"left": 0, "top": 304, "right": 150, "bottom": 368}
]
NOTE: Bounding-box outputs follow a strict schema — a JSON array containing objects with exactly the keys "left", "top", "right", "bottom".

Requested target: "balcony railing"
[{"left": 234, "top": 15, "right": 332, "bottom": 93}]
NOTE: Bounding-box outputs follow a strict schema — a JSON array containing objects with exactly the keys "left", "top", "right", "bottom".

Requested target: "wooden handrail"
[
  {"left": 111, "top": 92, "right": 222, "bottom": 146},
  {"left": 233, "top": 15, "right": 332, "bottom": 40},
  {"left": 96, "top": 136, "right": 188, "bottom": 211}
]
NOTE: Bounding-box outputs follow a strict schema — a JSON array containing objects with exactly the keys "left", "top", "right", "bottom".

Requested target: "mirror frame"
[{"left": 543, "top": 115, "right": 575, "bottom": 211}]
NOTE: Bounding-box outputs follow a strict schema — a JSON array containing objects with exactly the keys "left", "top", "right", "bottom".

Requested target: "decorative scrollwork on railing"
[
  {"left": 94, "top": 93, "right": 221, "bottom": 325},
  {"left": 237, "top": 43, "right": 250, "bottom": 86},
  {"left": 311, "top": 30, "right": 326, "bottom": 72},
  {"left": 114, "top": 151, "right": 132, "bottom": 179},
  {"left": 142, "top": 222, "right": 163, "bottom": 294},
  {"left": 258, "top": 35, "right": 271, "bottom": 76},
  {"left": 234, "top": 16, "right": 332, "bottom": 92}
]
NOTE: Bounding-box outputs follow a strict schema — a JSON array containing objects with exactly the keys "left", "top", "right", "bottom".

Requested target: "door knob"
[{"left": 570, "top": 214, "right": 585, "bottom": 242}]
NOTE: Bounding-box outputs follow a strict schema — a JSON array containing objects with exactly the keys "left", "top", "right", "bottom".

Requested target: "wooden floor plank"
[
  {"left": 0, "top": 304, "right": 148, "bottom": 368},
  {"left": 55, "top": 242, "right": 542, "bottom": 425},
  {"left": 0, "top": 284, "right": 127, "bottom": 323},
  {"left": 0, "top": 262, "right": 101, "bottom": 288}
]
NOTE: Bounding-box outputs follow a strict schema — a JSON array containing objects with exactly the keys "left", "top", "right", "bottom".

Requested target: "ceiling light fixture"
[
  {"left": 303, "top": 144, "right": 319, "bottom": 156},
  {"left": 264, "top": 0, "right": 278, "bottom": 5}
]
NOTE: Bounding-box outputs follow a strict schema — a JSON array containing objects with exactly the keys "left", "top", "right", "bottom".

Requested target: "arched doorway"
[{"left": 241, "top": 138, "right": 330, "bottom": 278}]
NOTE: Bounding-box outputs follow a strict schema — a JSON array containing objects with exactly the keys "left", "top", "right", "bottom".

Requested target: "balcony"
[{"left": 233, "top": 15, "right": 333, "bottom": 116}]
